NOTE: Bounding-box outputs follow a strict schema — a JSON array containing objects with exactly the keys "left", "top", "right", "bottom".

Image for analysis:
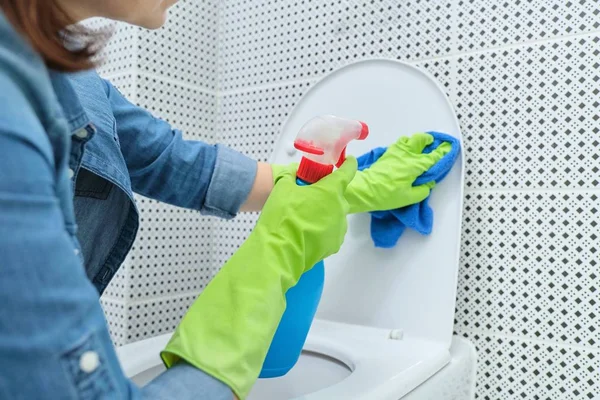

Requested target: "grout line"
[
  {"left": 218, "top": 77, "right": 319, "bottom": 97},
  {"left": 456, "top": 328, "right": 600, "bottom": 353},
  {"left": 125, "top": 290, "right": 203, "bottom": 306},
  {"left": 217, "top": 30, "right": 600, "bottom": 96},
  {"left": 137, "top": 72, "right": 219, "bottom": 96},
  {"left": 216, "top": 0, "right": 225, "bottom": 95},
  {"left": 465, "top": 187, "right": 600, "bottom": 194},
  {"left": 131, "top": 24, "right": 139, "bottom": 105},
  {"left": 449, "top": 0, "right": 459, "bottom": 61},
  {"left": 433, "top": 29, "right": 600, "bottom": 63},
  {"left": 131, "top": 70, "right": 138, "bottom": 104},
  {"left": 100, "top": 296, "right": 127, "bottom": 305},
  {"left": 448, "top": 0, "right": 459, "bottom": 99},
  {"left": 102, "top": 70, "right": 136, "bottom": 81}
]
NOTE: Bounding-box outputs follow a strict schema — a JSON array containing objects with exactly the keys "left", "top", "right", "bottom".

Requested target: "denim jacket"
[{"left": 0, "top": 12, "right": 255, "bottom": 399}]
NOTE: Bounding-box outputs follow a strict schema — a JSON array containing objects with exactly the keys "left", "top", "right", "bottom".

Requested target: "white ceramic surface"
[
  {"left": 116, "top": 321, "right": 476, "bottom": 400},
  {"left": 270, "top": 59, "right": 464, "bottom": 347}
]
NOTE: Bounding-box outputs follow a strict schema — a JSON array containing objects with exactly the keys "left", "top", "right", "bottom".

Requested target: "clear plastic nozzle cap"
[{"left": 293, "top": 115, "right": 369, "bottom": 167}]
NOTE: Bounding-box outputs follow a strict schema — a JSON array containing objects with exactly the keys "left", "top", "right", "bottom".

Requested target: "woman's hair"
[{"left": 0, "top": 0, "right": 105, "bottom": 72}]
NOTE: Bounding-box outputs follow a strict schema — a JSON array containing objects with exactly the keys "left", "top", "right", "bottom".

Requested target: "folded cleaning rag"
[{"left": 357, "top": 131, "right": 461, "bottom": 248}]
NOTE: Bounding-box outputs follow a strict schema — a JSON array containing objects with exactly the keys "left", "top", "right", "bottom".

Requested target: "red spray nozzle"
[
  {"left": 293, "top": 115, "right": 369, "bottom": 183},
  {"left": 358, "top": 121, "right": 369, "bottom": 140}
]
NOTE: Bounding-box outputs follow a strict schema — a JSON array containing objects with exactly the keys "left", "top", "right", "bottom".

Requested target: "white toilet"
[{"left": 116, "top": 60, "right": 477, "bottom": 399}]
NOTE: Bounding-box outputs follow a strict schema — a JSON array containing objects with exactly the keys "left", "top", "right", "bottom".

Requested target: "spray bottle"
[{"left": 260, "top": 115, "right": 369, "bottom": 378}]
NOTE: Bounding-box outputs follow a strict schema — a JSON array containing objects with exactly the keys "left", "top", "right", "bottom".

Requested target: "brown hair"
[{"left": 0, "top": 0, "right": 106, "bottom": 72}]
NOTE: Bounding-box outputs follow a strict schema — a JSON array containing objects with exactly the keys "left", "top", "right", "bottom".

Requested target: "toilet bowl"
[{"left": 116, "top": 59, "right": 475, "bottom": 399}]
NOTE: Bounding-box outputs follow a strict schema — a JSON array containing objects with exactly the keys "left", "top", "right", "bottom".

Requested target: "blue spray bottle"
[{"left": 260, "top": 115, "right": 369, "bottom": 378}]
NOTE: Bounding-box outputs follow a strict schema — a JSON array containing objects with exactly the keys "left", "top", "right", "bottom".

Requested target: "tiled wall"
[
  {"left": 96, "top": 0, "right": 599, "bottom": 398},
  {"left": 215, "top": 1, "right": 600, "bottom": 399}
]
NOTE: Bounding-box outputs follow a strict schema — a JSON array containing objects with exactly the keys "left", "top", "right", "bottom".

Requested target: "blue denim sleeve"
[
  {"left": 0, "top": 74, "right": 139, "bottom": 399},
  {"left": 104, "top": 78, "right": 257, "bottom": 218},
  {"left": 0, "top": 72, "right": 234, "bottom": 400},
  {"left": 142, "top": 362, "right": 233, "bottom": 400}
]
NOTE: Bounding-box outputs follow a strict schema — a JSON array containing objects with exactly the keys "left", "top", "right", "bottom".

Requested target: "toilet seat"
[
  {"left": 264, "top": 58, "right": 466, "bottom": 398},
  {"left": 270, "top": 59, "right": 464, "bottom": 349},
  {"left": 117, "top": 319, "right": 450, "bottom": 400},
  {"left": 286, "top": 319, "right": 449, "bottom": 400}
]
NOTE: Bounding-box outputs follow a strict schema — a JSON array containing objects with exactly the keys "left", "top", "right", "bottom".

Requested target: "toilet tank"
[{"left": 270, "top": 60, "right": 464, "bottom": 348}]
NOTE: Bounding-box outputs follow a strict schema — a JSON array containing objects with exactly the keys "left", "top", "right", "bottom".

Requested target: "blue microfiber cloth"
[{"left": 356, "top": 131, "right": 461, "bottom": 248}]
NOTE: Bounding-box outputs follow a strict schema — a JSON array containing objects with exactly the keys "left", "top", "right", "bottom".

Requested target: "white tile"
[
  {"left": 455, "top": 0, "right": 600, "bottom": 52},
  {"left": 414, "top": 58, "right": 454, "bottom": 99},
  {"left": 126, "top": 196, "right": 213, "bottom": 301},
  {"left": 125, "top": 294, "right": 199, "bottom": 343},
  {"left": 456, "top": 192, "right": 599, "bottom": 347},
  {"left": 217, "top": 81, "right": 314, "bottom": 160},
  {"left": 454, "top": 36, "right": 600, "bottom": 189},
  {"left": 458, "top": 331, "right": 600, "bottom": 400},
  {"left": 138, "top": 0, "right": 219, "bottom": 90},
  {"left": 101, "top": 264, "right": 129, "bottom": 300},
  {"left": 99, "top": 298, "right": 128, "bottom": 347},
  {"left": 136, "top": 74, "right": 217, "bottom": 141},
  {"left": 219, "top": 0, "right": 454, "bottom": 91}
]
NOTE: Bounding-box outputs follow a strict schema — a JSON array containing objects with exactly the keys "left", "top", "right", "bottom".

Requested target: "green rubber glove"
[
  {"left": 271, "top": 163, "right": 297, "bottom": 182},
  {"left": 161, "top": 157, "right": 358, "bottom": 400},
  {"left": 345, "top": 133, "right": 451, "bottom": 214},
  {"left": 272, "top": 133, "right": 450, "bottom": 213}
]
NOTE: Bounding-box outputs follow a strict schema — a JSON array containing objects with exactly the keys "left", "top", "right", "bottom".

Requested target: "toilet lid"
[{"left": 270, "top": 59, "right": 464, "bottom": 347}]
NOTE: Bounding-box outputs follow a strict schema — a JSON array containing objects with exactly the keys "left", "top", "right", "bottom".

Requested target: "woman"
[{"left": 0, "top": 1, "right": 449, "bottom": 399}]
